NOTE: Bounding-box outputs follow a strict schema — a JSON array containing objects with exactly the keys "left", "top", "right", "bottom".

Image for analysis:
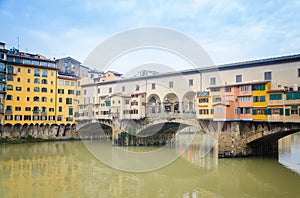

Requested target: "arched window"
[
  {"left": 34, "top": 78, "right": 40, "bottom": 84},
  {"left": 41, "top": 79, "right": 47, "bottom": 84},
  {"left": 41, "top": 107, "right": 47, "bottom": 114},
  {"left": 33, "top": 96, "right": 40, "bottom": 102},
  {"left": 5, "top": 105, "right": 12, "bottom": 113},
  {"left": 42, "top": 70, "right": 48, "bottom": 77},
  {"left": 33, "top": 106, "right": 39, "bottom": 114},
  {"left": 34, "top": 69, "right": 40, "bottom": 77},
  {"left": 34, "top": 87, "right": 40, "bottom": 92},
  {"left": 7, "top": 85, "right": 13, "bottom": 90},
  {"left": 41, "top": 88, "right": 47, "bottom": 92}
]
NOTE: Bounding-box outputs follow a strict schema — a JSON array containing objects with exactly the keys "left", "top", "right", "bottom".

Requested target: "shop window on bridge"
[
  {"left": 5, "top": 115, "right": 12, "bottom": 120},
  {"left": 285, "top": 109, "right": 290, "bottom": 116},
  {"left": 270, "top": 94, "right": 282, "bottom": 100},
  {"left": 199, "top": 98, "right": 209, "bottom": 103},
  {"left": 291, "top": 106, "right": 298, "bottom": 115},
  {"left": 286, "top": 92, "right": 300, "bottom": 100}
]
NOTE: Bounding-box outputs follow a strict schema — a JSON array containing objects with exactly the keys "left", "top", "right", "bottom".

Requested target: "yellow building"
[
  {"left": 252, "top": 81, "right": 270, "bottom": 121},
  {"left": 4, "top": 52, "right": 57, "bottom": 125},
  {"left": 196, "top": 91, "right": 213, "bottom": 119},
  {"left": 56, "top": 75, "right": 77, "bottom": 125}
]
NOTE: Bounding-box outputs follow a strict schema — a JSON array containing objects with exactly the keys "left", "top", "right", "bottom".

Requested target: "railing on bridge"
[{"left": 146, "top": 112, "right": 196, "bottom": 120}]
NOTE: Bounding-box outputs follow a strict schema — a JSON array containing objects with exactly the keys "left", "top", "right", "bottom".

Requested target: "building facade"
[{"left": 77, "top": 54, "right": 300, "bottom": 123}]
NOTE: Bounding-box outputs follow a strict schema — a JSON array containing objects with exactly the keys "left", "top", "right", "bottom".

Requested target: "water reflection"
[
  {"left": 279, "top": 131, "right": 300, "bottom": 174},
  {"left": 0, "top": 136, "right": 300, "bottom": 197}
]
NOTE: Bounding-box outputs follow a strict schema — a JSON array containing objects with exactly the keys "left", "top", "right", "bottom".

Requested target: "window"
[
  {"left": 32, "top": 60, "right": 39, "bottom": 65},
  {"left": 65, "top": 81, "right": 70, "bottom": 86},
  {"left": 69, "top": 108, "right": 73, "bottom": 115},
  {"left": 210, "top": 87, "right": 220, "bottom": 92},
  {"left": 7, "top": 66, "right": 14, "bottom": 74},
  {"left": 122, "top": 86, "right": 125, "bottom": 92},
  {"left": 260, "top": 96, "right": 265, "bottom": 102},
  {"left": 15, "top": 115, "right": 22, "bottom": 120},
  {"left": 41, "top": 88, "right": 47, "bottom": 92},
  {"left": 286, "top": 92, "right": 300, "bottom": 100},
  {"left": 241, "top": 85, "right": 250, "bottom": 91},
  {"left": 169, "top": 81, "right": 173, "bottom": 88},
  {"left": 298, "top": 69, "right": 300, "bottom": 78},
  {"left": 240, "top": 96, "right": 250, "bottom": 102},
  {"left": 42, "top": 70, "right": 48, "bottom": 77},
  {"left": 7, "top": 85, "right": 13, "bottom": 90},
  {"left": 253, "top": 96, "right": 259, "bottom": 102},
  {"left": 76, "top": 91, "right": 80, "bottom": 96},
  {"left": 6, "top": 95, "right": 12, "bottom": 100},
  {"left": 152, "top": 83, "right": 156, "bottom": 90},
  {"left": 236, "top": 75, "right": 242, "bottom": 83},
  {"left": 17, "top": 68, "right": 21, "bottom": 72},
  {"left": 27, "top": 69, "right": 31, "bottom": 73},
  {"left": 51, "top": 81, "right": 53, "bottom": 85},
  {"left": 58, "top": 89, "right": 64, "bottom": 94},
  {"left": 51, "top": 72, "right": 54, "bottom": 76},
  {"left": 59, "top": 98, "right": 62, "bottom": 102},
  {"left": 189, "top": 79, "right": 193, "bottom": 86},
  {"left": 264, "top": 71, "right": 272, "bottom": 80},
  {"left": 225, "top": 87, "right": 231, "bottom": 92},
  {"left": 17, "top": 78, "right": 20, "bottom": 82},
  {"left": 57, "top": 116, "right": 62, "bottom": 121},
  {"left": 136, "top": 85, "right": 140, "bottom": 91},
  {"left": 210, "top": 77, "right": 216, "bottom": 85},
  {"left": 252, "top": 84, "right": 265, "bottom": 91},
  {"left": 41, "top": 62, "right": 48, "bottom": 67},
  {"left": 5, "top": 115, "right": 12, "bottom": 120},
  {"left": 199, "top": 98, "right": 209, "bottom": 103},
  {"left": 49, "top": 108, "right": 54, "bottom": 112},
  {"left": 216, "top": 108, "right": 224, "bottom": 114},
  {"left": 34, "top": 78, "right": 40, "bottom": 84},
  {"left": 16, "top": 87, "right": 22, "bottom": 91},
  {"left": 34, "top": 87, "right": 40, "bottom": 92},
  {"left": 59, "top": 106, "right": 62, "bottom": 112},
  {"left": 71, "top": 82, "right": 75, "bottom": 86},
  {"left": 5, "top": 106, "right": 12, "bottom": 113},
  {"left": 27, "top": 97, "right": 30, "bottom": 101},
  {"left": 7, "top": 76, "right": 13, "bottom": 81},
  {"left": 25, "top": 107, "right": 31, "bottom": 111},
  {"left": 41, "top": 79, "right": 47, "bottom": 84},
  {"left": 15, "top": 107, "right": 21, "bottom": 111},
  {"left": 27, "top": 79, "right": 30, "bottom": 83},
  {"left": 42, "top": 97, "right": 47, "bottom": 102},
  {"left": 34, "top": 69, "right": 40, "bottom": 77},
  {"left": 17, "top": 96, "right": 20, "bottom": 101},
  {"left": 83, "top": 89, "right": 87, "bottom": 95},
  {"left": 50, "top": 98, "right": 53, "bottom": 103},
  {"left": 33, "top": 96, "right": 40, "bottom": 102},
  {"left": 98, "top": 88, "right": 100, "bottom": 93},
  {"left": 66, "top": 98, "right": 72, "bottom": 104},
  {"left": 270, "top": 94, "right": 282, "bottom": 100},
  {"left": 109, "top": 87, "right": 112, "bottom": 93},
  {"left": 24, "top": 115, "right": 31, "bottom": 121},
  {"left": 68, "top": 90, "right": 74, "bottom": 94}
]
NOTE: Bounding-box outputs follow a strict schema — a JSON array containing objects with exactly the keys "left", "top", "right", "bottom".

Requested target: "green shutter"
[
  {"left": 253, "top": 109, "right": 257, "bottom": 115},
  {"left": 285, "top": 109, "right": 290, "bottom": 116},
  {"left": 265, "top": 109, "right": 271, "bottom": 115},
  {"left": 280, "top": 108, "right": 284, "bottom": 115},
  {"left": 69, "top": 108, "right": 73, "bottom": 115}
]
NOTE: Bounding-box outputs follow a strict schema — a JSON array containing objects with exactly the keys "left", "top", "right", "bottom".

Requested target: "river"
[{"left": 0, "top": 132, "right": 300, "bottom": 197}]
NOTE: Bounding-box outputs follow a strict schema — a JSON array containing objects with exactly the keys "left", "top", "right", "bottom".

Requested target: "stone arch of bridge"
[{"left": 77, "top": 122, "right": 113, "bottom": 140}]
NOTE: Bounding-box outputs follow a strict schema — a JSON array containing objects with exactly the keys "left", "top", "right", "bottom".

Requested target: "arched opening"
[
  {"left": 163, "top": 93, "right": 179, "bottom": 113},
  {"left": 147, "top": 94, "right": 161, "bottom": 114},
  {"left": 182, "top": 91, "right": 196, "bottom": 114}
]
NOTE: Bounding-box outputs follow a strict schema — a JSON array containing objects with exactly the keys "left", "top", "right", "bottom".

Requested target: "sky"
[{"left": 1, "top": 0, "right": 300, "bottom": 73}]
